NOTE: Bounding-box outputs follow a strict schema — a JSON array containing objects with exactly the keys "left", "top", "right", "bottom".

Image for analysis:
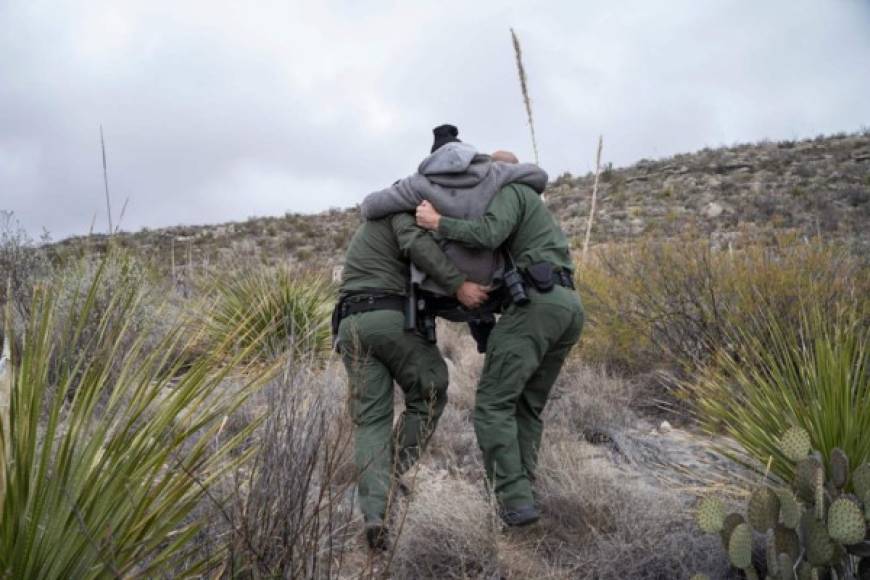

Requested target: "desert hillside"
[{"left": 49, "top": 131, "right": 870, "bottom": 270}]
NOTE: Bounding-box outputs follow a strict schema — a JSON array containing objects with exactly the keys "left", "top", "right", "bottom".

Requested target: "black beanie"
[{"left": 431, "top": 124, "right": 461, "bottom": 153}]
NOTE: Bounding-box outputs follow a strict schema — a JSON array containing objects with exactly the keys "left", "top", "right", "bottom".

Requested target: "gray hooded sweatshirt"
[{"left": 360, "top": 143, "right": 548, "bottom": 294}]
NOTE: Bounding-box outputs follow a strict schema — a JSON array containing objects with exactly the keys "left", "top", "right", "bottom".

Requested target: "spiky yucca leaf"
[
  {"left": 206, "top": 266, "right": 332, "bottom": 364},
  {"left": 0, "top": 257, "right": 265, "bottom": 578},
  {"left": 691, "top": 303, "right": 869, "bottom": 486}
]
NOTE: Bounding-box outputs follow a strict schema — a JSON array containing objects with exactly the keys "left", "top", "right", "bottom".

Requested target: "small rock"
[
  {"left": 658, "top": 420, "right": 672, "bottom": 433},
  {"left": 704, "top": 202, "right": 724, "bottom": 218}
]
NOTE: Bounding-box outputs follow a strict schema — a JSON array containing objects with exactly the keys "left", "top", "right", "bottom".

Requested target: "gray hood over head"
[
  {"left": 361, "top": 142, "right": 548, "bottom": 221},
  {"left": 359, "top": 142, "right": 549, "bottom": 293}
]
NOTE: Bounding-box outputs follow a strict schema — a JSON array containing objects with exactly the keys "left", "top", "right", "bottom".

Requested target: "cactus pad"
[
  {"left": 827, "top": 497, "right": 866, "bottom": 545},
  {"left": 780, "top": 426, "right": 811, "bottom": 462},
  {"left": 748, "top": 487, "right": 781, "bottom": 532},
  {"left": 830, "top": 448, "right": 849, "bottom": 489},
  {"left": 795, "top": 456, "right": 824, "bottom": 504},
  {"left": 797, "top": 562, "right": 812, "bottom": 580},
  {"left": 728, "top": 523, "right": 753, "bottom": 569},
  {"left": 720, "top": 512, "right": 745, "bottom": 547},
  {"left": 776, "top": 488, "right": 802, "bottom": 529},
  {"left": 696, "top": 496, "right": 726, "bottom": 534},
  {"left": 854, "top": 463, "right": 870, "bottom": 499},
  {"left": 765, "top": 530, "right": 779, "bottom": 576},
  {"left": 778, "top": 552, "right": 795, "bottom": 580},
  {"left": 774, "top": 524, "right": 801, "bottom": 561},
  {"left": 804, "top": 514, "right": 835, "bottom": 566}
]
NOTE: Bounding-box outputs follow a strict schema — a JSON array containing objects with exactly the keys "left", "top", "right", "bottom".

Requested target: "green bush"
[
  {"left": 577, "top": 236, "right": 869, "bottom": 376},
  {"left": 205, "top": 266, "right": 333, "bottom": 364},
  {"left": 0, "top": 258, "right": 263, "bottom": 578}
]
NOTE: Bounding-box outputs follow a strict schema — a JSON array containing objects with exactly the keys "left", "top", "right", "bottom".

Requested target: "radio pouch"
[{"left": 527, "top": 262, "right": 555, "bottom": 292}]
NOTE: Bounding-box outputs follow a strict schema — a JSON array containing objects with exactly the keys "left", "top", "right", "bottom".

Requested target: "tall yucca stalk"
[
  {"left": 0, "top": 257, "right": 265, "bottom": 578},
  {"left": 689, "top": 302, "right": 869, "bottom": 483},
  {"left": 510, "top": 28, "right": 540, "bottom": 167}
]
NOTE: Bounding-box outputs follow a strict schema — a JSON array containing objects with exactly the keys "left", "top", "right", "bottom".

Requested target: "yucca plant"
[
  {"left": 206, "top": 266, "right": 333, "bottom": 364},
  {"left": 689, "top": 301, "right": 869, "bottom": 484},
  {"left": 0, "top": 257, "right": 265, "bottom": 578}
]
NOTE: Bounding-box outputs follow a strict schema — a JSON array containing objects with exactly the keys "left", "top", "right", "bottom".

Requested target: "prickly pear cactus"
[
  {"left": 748, "top": 487, "right": 781, "bottom": 532},
  {"left": 827, "top": 497, "right": 866, "bottom": 545},
  {"left": 721, "top": 512, "right": 745, "bottom": 546},
  {"left": 776, "top": 488, "right": 802, "bottom": 530},
  {"left": 697, "top": 496, "right": 725, "bottom": 534},
  {"left": 855, "top": 463, "right": 870, "bottom": 499},
  {"left": 728, "top": 523, "right": 753, "bottom": 569},
  {"left": 795, "top": 455, "right": 824, "bottom": 504},
  {"left": 695, "top": 427, "right": 870, "bottom": 579},
  {"left": 780, "top": 426, "right": 812, "bottom": 462},
  {"left": 778, "top": 552, "right": 796, "bottom": 580},
  {"left": 830, "top": 448, "right": 849, "bottom": 490},
  {"left": 774, "top": 524, "right": 800, "bottom": 561},
  {"left": 804, "top": 513, "right": 835, "bottom": 566}
]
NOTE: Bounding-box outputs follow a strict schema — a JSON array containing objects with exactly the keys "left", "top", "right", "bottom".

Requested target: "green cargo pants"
[
  {"left": 338, "top": 309, "right": 448, "bottom": 521},
  {"left": 475, "top": 285, "right": 584, "bottom": 510}
]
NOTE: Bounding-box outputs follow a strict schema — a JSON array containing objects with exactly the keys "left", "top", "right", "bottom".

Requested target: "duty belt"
[
  {"left": 522, "top": 268, "right": 576, "bottom": 291},
  {"left": 339, "top": 293, "right": 405, "bottom": 317}
]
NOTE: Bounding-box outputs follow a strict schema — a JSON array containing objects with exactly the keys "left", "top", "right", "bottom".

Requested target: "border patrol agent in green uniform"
[
  {"left": 334, "top": 211, "right": 486, "bottom": 549},
  {"left": 416, "top": 182, "right": 584, "bottom": 527}
]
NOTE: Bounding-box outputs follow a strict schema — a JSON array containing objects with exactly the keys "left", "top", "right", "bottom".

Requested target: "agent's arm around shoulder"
[
  {"left": 360, "top": 175, "right": 426, "bottom": 220},
  {"left": 390, "top": 212, "right": 465, "bottom": 294},
  {"left": 434, "top": 184, "right": 524, "bottom": 250}
]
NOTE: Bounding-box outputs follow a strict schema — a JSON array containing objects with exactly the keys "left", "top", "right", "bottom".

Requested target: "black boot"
[
  {"left": 500, "top": 504, "right": 540, "bottom": 527},
  {"left": 364, "top": 517, "right": 389, "bottom": 551}
]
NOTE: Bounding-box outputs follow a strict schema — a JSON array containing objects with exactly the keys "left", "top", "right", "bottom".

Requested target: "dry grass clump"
[
  {"left": 533, "top": 440, "right": 731, "bottom": 579},
  {"left": 392, "top": 470, "right": 500, "bottom": 579},
  {"left": 546, "top": 360, "right": 642, "bottom": 433}
]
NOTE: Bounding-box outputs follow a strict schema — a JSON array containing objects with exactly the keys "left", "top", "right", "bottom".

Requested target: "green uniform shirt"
[
  {"left": 438, "top": 183, "right": 573, "bottom": 272},
  {"left": 341, "top": 212, "right": 465, "bottom": 296}
]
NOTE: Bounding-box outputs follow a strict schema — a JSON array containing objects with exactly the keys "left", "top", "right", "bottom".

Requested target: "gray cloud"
[{"left": 1, "top": 0, "right": 868, "bottom": 239}]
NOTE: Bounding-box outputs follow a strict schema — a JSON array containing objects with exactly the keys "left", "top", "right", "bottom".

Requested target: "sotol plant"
[
  {"left": 0, "top": 258, "right": 265, "bottom": 577},
  {"left": 206, "top": 266, "right": 333, "bottom": 364},
  {"left": 695, "top": 427, "right": 870, "bottom": 579}
]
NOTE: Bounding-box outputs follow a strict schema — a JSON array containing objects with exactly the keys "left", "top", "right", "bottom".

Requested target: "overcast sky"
[{"left": 1, "top": 0, "right": 869, "bottom": 239}]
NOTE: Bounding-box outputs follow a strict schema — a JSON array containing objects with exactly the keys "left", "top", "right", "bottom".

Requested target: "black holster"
[
  {"left": 330, "top": 300, "right": 343, "bottom": 352},
  {"left": 468, "top": 313, "right": 496, "bottom": 353}
]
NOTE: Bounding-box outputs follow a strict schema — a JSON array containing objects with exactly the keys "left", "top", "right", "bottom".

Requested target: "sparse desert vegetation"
[{"left": 2, "top": 132, "right": 869, "bottom": 578}]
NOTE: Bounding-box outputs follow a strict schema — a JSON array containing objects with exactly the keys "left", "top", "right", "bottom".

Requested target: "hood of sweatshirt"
[{"left": 417, "top": 142, "right": 492, "bottom": 188}]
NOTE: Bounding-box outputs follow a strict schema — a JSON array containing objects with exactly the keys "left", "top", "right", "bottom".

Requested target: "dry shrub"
[
  {"left": 534, "top": 441, "right": 731, "bottom": 579},
  {"left": 392, "top": 471, "right": 500, "bottom": 579},
  {"left": 0, "top": 211, "right": 51, "bottom": 324},
  {"left": 193, "top": 361, "right": 359, "bottom": 578},
  {"left": 578, "top": 236, "right": 869, "bottom": 377}
]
